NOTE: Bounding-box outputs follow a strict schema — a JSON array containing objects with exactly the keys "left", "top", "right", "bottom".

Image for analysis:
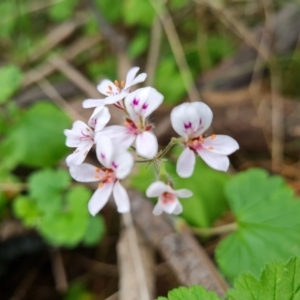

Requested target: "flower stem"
[{"left": 190, "top": 223, "right": 237, "bottom": 237}]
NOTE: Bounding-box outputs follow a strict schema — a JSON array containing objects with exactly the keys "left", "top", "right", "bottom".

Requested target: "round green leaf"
[
  {"left": 0, "top": 65, "right": 23, "bottom": 104},
  {"left": 1, "top": 102, "right": 71, "bottom": 168},
  {"left": 216, "top": 169, "right": 300, "bottom": 282}
]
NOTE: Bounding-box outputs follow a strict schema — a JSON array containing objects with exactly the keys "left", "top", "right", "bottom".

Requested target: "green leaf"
[
  {"left": 95, "top": 0, "right": 122, "bottom": 23},
  {"left": 82, "top": 215, "right": 106, "bottom": 246},
  {"left": 155, "top": 57, "right": 186, "bottom": 104},
  {"left": 227, "top": 257, "right": 300, "bottom": 300},
  {"left": 13, "top": 196, "right": 40, "bottom": 228},
  {"left": 123, "top": 0, "right": 155, "bottom": 26},
  {"left": 39, "top": 186, "right": 91, "bottom": 247},
  {"left": 128, "top": 32, "right": 149, "bottom": 59},
  {"left": 49, "top": 0, "right": 79, "bottom": 22},
  {"left": 64, "top": 282, "right": 94, "bottom": 300},
  {"left": 1, "top": 102, "right": 71, "bottom": 168},
  {"left": 0, "top": 65, "right": 23, "bottom": 104},
  {"left": 216, "top": 169, "right": 300, "bottom": 282},
  {"left": 28, "top": 169, "right": 71, "bottom": 214},
  {"left": 157, "top": 285, "right": 220, "bottom": 300}
]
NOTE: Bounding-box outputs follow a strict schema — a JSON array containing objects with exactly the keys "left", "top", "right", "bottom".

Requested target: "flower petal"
[
  {"left": 64, "top": 120, "right": 90, "bottom": 147},
  {"left": 146, "top": 181, "right": 168, "bottom": 197},
  {"left": 113, "top": 181, "right": 130, "bottom": 213},
  {"left": 176, "top": 147, "right": 196, "bottom": 178},
  {"left": 102, "top": 91, "right": 128, "bottom": 104},
  {"left": 175, "top": 189, "right": 193, "bottom": 198},
  {"left": 112, "top": 150, "right": 134, "bottom": 179},
  {"left": 153, "top": 202, "right": 163, "bottom": 215},
  {"left": 88, "top": 183, "right": 114, "bottom": 216},
  {"left": 69, "top": 163, "right": 104, "bottom": 182},
  {"left": 125, "top": 87, "right": 163, "bottom": 121},
  {"left": 197, "top": 149, "right": 229, "bottom": 171},
  {"left": 131, "top": 72, "right": 147, "bottom": 86},
  {"left": 82, "top": 99, "right": 105, "bottom": 108},
  {"left": 173, "top": 202, "right": 183, "bottom": 215},
  {"left": 203, "top": 135, "right": 239, "bottom": 155},
  {"left": 192, "top": 102, "right": 213, "bottom": 137},
  {"left": 66, "top": 142, "right": 93, "bottom": 166},
  {"left": 170, "top": 102, "right": 213, "bottom": 139},
  {"left": 136, "top": 131, "right": 158, "bottom": 159},
  {"left": 96, "top": 136, "right": 114, "bottom": 167},
  {"left": 97, "top": 79, "right": 117, "bottom": 96},
  {"left": 88, "top": 106, "right": 110, "bottom": 130},
  {"left": 96, "top": 125, "right": 135, "bottom": 149},
  {"left": 124, "top": 67, "right": 139, "bottom": 89},
  {"left": 159, "top": 195, "right": 178, "bottom": 214}
]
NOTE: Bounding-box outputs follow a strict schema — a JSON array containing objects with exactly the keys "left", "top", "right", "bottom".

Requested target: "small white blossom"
[
  {"left": 146, "top": 181, "right": 192, "bottom": 215},
  {"left": 64, "top": 106, "right": 110, "bottom": 166},
  {"left": 69, "top": 136, "right": 133, "bottom": 215},
  {"left": 97, "top": 87, "right": 163, "bottom": 159},
  {"left": 171, "top": 102, "right": 239, "bottom": 177},
  {"left": 83, "top": 67, "right": 147, "bottom": 109}
]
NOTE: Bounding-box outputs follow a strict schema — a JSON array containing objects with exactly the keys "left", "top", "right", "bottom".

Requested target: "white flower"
[
  {"left": 96, "top": 87, "right": 163, "bottom": 159},
  {"left": 83, "top": 67, "right": 147, "bottom": 109},
  {"left": 170, "top": 102, "right": 239, "bottom": 177},
  {"left": 146, "top": 181, "right": 192, "bottom": 215},
  {"left": 64, "top": 106, "right": 110, "bottom": 166},
  {"left": 69, "top": 136, "right": 133, "bottom": 215}
]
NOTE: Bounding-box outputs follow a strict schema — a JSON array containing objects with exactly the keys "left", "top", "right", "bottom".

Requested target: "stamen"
[
  {"left": 121, "top": 80, "right": 125, "bottom": 87},
  {"left": 94, "top": 175, "right": 100, "bottom": 179},
  {"left": 114, "top": 80, "right": 119, "bottom": 87},
  {"left": 98, "top": 183, "right": 104, "bottom": 188},
  {"left": 95, "top": 168, "right": 101, "bottom": 172},
  {"left": 209, "top": 146, "right": 214, "bottom": 150},
  {"left": 210, "top": 134, "right": 216, "bottom": 140},
  {"left": 108, "top": 85, "right": 112, "bottom": 91}
]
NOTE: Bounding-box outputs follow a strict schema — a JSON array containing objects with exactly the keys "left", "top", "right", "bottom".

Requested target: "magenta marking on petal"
[
  {"left": 184, "top": 122, "right": 192, "bottom": 129},
  {"left": 112, "top": 162, "right": 118, "bottom": 169},
  {"left": 199, "top": 118, "right": 202, "bottom": 125},
  {"left": 142, "top": 103, "right": 148, "bottom": 110},
  {"left": 132, "top": 98, "right": 139, "bottom": 106},
  {"left": 101, "top": 153, "right": 105, "bottom": 159}
]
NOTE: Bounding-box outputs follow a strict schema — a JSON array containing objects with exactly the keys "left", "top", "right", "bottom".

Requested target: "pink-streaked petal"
[
  {"left": 64, "top": 120, "right": 90, "bottom": 147},
  {"left": 203, "top": 135, "right": 239, "bottom": 155},
  {"left": 125, "top": 87, "right": 163, "bottom": 121},
  {"left": 153, "top": 202, "right": 163, "bottom": 216},
  {"left": 159, "top": 195, "right": 178, "bottom": 214},
  {"left": 95, "top": 125, "right": 135, "bottom": 149},
  {"left": 69, "top": 163, "right": 104, "bottom": 182},
  {"left": 191, "top": 102, "right": 213, "bottom": 137},
  {"left": 113, "top": 181, "right": 130, "bottom": 213},
  {"left": 173, "top": 202, "right": 183, "bottom": 215},
  {"left": 88, "top": 183, "right": 114, "bottom": 216},
  {"left": 112, "top": 150, "right": 134, "bottom": 179},
  {"left": 136, "top": 131, "right": 158, "bottom": 159},
  {"left": 175, "top": 189, "right": 193, "bottom": 198},
  {"left": 131, "top": 72, "right": 147, "bottom": 86},
  {"left": 97, "top": 79, "right": 117, "bottom": 96},
  {"left": 88, "top": 106, "right": 110, "bottom": 130},
  {"left": 197, "top": 149, "right": 229, "bottom": 172},
  {"left": 146, "top": 181, "right": 168, "bottom": 197},
  {"left": 170, "top": 103, "right": 201, "bottom": 139},
  {"left": 96, "top": 136, "right": 114, "bottom": 167},
  {"left": 124, "top": 67, "right": 139, "bottom": 89},
  {"left": 66, "top": 142, "right": 93, "bottom": 166},
  {"left": 176, "top": 147, "right": 196, "bottom": 178},
  {"left": 83, "top": 98, "right": 105, "bottom": 108}
]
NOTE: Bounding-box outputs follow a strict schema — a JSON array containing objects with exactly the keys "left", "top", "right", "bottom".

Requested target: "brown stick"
[{"left": 128, "top": 189, "right": 228, "bottom": 297}]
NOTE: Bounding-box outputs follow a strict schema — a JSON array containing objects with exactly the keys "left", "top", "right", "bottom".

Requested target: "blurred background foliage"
[{"left": 1, "top": 0, "right": 300, "bottom": 298}]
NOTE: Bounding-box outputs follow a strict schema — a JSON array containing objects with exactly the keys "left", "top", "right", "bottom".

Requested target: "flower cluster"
[{"left": 64, "top": 67, "right": 239, "bottom": 217}]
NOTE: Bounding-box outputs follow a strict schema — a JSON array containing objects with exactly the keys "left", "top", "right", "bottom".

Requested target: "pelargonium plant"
[{"left": 64, "top": 67, "right": 239, "bottom": 216}]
